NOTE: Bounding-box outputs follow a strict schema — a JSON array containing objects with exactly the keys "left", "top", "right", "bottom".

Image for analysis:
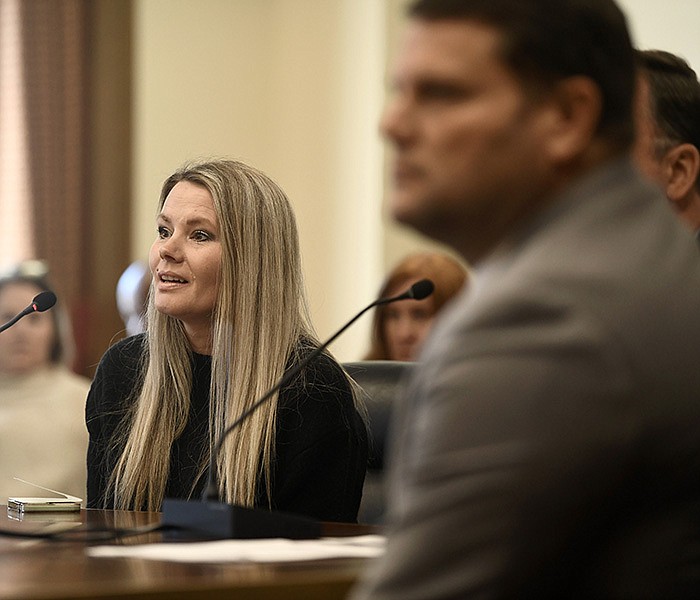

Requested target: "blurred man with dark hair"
[
  {"left": 634, "top": 49, "right": 700, "bottom": 237},
  {"left": 352, "top": 1, "right": 700, "bottom": 598}
]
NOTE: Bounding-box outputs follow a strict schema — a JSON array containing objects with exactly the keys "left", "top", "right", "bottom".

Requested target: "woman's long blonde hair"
[{"left": 110, "top": 159, "right": 317, "bottom": 510}]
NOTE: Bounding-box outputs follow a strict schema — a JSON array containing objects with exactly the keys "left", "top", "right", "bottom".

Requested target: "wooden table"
[{"left": 0, "top": 507, "right": 377, "bottom": 600}]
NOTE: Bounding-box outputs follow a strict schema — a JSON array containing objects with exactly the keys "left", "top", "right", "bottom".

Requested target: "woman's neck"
[{"left": 184, "top": 325, "right": 212, "bottom": 355}]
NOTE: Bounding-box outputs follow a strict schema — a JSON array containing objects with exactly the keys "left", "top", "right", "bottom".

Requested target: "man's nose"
[{"left": 380, "top": 94, "right": 415, "bottom": 146}]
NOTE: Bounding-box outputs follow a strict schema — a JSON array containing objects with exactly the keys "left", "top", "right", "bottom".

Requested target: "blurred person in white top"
[{"left": 0, "top": 264, "right": 89, "bottom": 502}]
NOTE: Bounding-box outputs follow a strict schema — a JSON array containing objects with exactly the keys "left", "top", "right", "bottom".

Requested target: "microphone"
[
  {"left": 391, "top": 278, "right": 434, "bottom": 301},
  {"left": 0, "top": 291, "right": 57, "bottom": 334},
  {"left": 161, "top": 278, "right": 435, "bottom": 540}
]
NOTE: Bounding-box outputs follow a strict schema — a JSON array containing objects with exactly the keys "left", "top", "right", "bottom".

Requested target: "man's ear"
[
  {"left": 663, "top": 143, "right": 700, "bottom": 207},
  {"left": 540, "top": 76, "right": 602, "bottom": 164}
]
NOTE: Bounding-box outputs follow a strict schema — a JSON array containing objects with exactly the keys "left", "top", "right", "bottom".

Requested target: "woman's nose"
[
  {"left": 397, "top": 318, "right": 418, "bottom": 341},
  {"left": 158, "top": 236, "right": 182, "bottom": 261}
]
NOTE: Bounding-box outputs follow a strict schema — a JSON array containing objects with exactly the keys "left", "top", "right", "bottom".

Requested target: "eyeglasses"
[{"left": 0, "top": 259, "right": 49, "bottom": 280}]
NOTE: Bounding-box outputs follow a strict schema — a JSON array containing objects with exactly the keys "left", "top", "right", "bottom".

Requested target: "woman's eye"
[
  {"left": 192, "top": 230, "right": 212, "bottom": 242},
  {"left": 157, "top": 226, "right": 170, "bottom": 239},
  {"left": 411, "top": 310, "right": 432, "bottom": 321}
]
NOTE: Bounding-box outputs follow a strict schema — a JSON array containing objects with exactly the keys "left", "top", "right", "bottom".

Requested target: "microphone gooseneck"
[
  {"left": 0, "top": 290, "right": 58, "bottom": 334},
  {"left": 202, "top": 278, "right": 435, "bottom": 501}
]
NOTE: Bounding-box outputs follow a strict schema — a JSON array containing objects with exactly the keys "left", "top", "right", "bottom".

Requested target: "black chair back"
[{"left": 344, "top": 360, "right": 414, "bottom": 524}]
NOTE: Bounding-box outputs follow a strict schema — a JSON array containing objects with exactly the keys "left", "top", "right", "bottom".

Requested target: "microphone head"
[
  {"left": 32, "top": 291, "right": 57, "bottom": 313},
  {"left": 409, "top": 279, "right": 435, "bottom": 300}
]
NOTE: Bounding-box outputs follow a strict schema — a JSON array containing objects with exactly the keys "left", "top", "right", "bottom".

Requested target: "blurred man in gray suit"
[
  {"left": 352, "top": 0, "right": 700, "bottom": 598},
  {"left": 634, "top": 49, "right": 700, "bottom": 238}
]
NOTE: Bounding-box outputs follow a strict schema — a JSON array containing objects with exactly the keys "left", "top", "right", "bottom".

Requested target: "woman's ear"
[
  {"left": 540, "top": 76, "right": 603, "bottom": 164},
  {"left": 662, "top": 143, "right": 700, "bottom": 206}
]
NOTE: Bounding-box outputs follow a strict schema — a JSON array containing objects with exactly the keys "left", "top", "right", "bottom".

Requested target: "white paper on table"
[{"left": 87, "top": 535, "right": 386, "bottom": 563}]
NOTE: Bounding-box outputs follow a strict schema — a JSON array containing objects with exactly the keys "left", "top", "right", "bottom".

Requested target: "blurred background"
[{"left": 1, "top": 0, "right": 698, "bottom": 377}]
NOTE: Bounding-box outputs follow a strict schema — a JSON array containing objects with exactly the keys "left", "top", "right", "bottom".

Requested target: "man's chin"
[
  {"left": 390, "top": 198, "right": 458, "bottom": 252},
  {"left": 390, "top": 193, "right": 436, "bottom": 235},
  {"left": 390, "top": 191, "right": 422, "bottom": 226}
]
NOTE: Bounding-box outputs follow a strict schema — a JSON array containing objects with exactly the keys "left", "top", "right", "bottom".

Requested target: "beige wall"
[
  {"left": 130, "top": 0, "right": 700, "bottom": 360},
  {"left": 619, "top": 0, "right": 700, "bottom": 69}
]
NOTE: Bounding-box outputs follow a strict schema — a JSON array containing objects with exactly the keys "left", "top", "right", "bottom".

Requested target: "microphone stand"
[{"left": 161, "top": 280, "right": 434, "bottom": 539}]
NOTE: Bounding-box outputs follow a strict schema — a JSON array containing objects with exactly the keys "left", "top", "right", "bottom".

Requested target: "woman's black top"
[{"left": 85, "top": 334, "right": 368, "bottom": 522}]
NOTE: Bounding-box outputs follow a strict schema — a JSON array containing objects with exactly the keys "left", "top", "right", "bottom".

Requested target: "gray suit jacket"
[{"left": 354, "top": 158, "right": 700, "bottom": 599}]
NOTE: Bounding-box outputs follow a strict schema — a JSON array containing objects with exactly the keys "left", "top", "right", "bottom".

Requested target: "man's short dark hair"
[
  {"left": 408, "top": 0, "right": 636, "bottom": 150},
  {"left": 636, "top": 49, "right": 700, "bottom": 159}
]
